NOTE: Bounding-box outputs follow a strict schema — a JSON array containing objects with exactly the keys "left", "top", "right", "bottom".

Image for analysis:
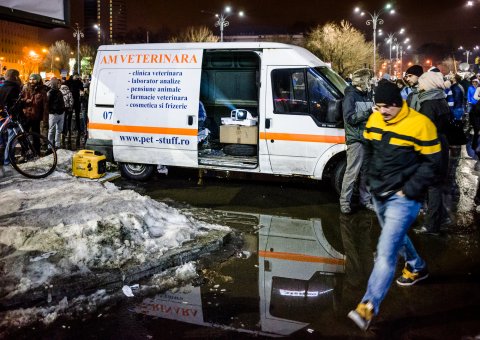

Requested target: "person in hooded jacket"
[
  {"left": 412, "top": 71, "right": 451, "bottom": 234},
  {"left": 60, "top": 84, "right": 74, "bottom": 149},
  {"left": 46, "top": 78, "right": 65, "bottom": 151},
  {"left": 339, "top": 69, "right": 374, "bottom": 214},
  {"left": 20, "top": 74, "right": 48, "bottom": 153}
]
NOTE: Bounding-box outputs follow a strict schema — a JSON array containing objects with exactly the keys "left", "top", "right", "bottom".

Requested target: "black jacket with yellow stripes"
[{"left": 363, "top": 101, "right": 442, "bottom": 201}]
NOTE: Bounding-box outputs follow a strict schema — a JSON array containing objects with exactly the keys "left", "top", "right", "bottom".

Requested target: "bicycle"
[{"left": 0, "top": 102, "right": 57, "bottom": 179}]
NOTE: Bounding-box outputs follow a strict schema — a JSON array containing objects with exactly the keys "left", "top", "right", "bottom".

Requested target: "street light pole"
[
  {"left": 207, "top": 6, "right": 244, "bottom": 42},
  {"left": 354, "top": 4, "right": 395, "bottom": 78},
  {"left": 385, "top": 33, "right": 397, "bottom": 75},
  {"left": 73, "top": 23, "right": 84, "bottom": 75}
]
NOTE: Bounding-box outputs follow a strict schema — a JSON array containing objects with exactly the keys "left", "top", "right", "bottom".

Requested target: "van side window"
[
  {"left": 307, "top": 69, "right": 337, "bottom": 122},
  {"left": 95, "top": 69, "right": 117, "bottom": 107},
  {"left": 271, "top": 68, "right": 342, "bottom": 126},
  {"left": 271, "top": 69, "right": 308, "bottom": 114}
]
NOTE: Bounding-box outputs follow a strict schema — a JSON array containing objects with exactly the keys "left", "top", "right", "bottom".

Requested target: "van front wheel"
[
  {"left": 119, "top": 163, "right": 155, "bottom": 181},
  {"left": 330, "top": 158, "right": 346, "bottom": 195}
]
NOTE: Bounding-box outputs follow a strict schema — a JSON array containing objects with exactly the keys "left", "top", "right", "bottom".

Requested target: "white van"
[{"left": 86, "top": 42, "right": 348, "bottom": 192}]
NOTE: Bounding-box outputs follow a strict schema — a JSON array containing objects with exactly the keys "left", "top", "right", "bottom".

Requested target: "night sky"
[
  {"left": 47, "top": 0, "right": 478, "bottom": 59},
  {"left": 125, "top": 0, "right": 477, "bottom": 47}
]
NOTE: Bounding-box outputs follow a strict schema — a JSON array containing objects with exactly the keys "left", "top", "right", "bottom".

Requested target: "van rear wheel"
[{"left": 119, "top": 163, "right": 155, "bottom": 181}]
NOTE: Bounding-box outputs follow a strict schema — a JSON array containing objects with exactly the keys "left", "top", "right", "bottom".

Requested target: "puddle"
[{"left": 5, "top": 173, "right": 480, "bottom": 338}]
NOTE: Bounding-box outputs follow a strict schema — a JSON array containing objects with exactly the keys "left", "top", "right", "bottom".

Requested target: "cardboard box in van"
[{"left": 220, "top": 125, "right": 258, "bottom": 145}]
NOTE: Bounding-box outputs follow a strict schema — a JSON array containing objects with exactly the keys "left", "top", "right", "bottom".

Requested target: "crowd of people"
[
  {"left": 0, "top": 69, "right": 90, "bottom": 170},
  {"left": 342, "top": 65, "right": 480, "bottom": 331}
]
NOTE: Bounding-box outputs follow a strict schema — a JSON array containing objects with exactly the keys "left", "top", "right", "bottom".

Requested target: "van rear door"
[{"left": 107, "top": 48, "right": 203, "bottom": 167}]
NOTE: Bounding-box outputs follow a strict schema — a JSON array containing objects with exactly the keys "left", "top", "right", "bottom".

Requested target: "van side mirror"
[{"left": 326, "top": 99, "right": 343, "bottom": 125}]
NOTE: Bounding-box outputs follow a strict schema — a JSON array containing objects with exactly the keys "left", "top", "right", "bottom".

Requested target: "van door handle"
[
  {"left": 265, "top": 118, "right": 271, "bottom": 129},
  {"left": 188, "top": 115, "right": 194, "bottom": 126}
]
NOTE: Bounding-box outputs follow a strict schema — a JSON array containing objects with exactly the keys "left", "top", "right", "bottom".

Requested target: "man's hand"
[{"left": 396, "top": 190, "right": 405, "bottom": 197}]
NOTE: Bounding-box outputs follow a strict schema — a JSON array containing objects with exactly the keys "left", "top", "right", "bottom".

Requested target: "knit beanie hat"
[
  {"left": 374, "top": 81, "right": 403, "bottom": 107},
  {"left": 29, "top": 73, "right": 42, "bottom": 82},
  {"left": 418, "top": 71, "right": 445, "bottom": 91},
  {"left": 405, "top": 65, "right": 424, "bottom": 77}
]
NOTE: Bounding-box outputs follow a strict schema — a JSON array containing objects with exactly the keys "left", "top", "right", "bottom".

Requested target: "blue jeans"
[
  {"left": 3, "top": 128, "right": 14, "bottom": 165},
  {"left": 361, "top": 193, "right": 426, "bottom": 315}
]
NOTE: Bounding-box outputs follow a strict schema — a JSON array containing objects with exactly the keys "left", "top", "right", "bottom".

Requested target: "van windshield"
[{"left": 314, "top": 67, "right": 347, "bottom": 95}]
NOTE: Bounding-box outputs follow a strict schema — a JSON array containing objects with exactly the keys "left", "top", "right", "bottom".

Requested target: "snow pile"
[
  {"left": 453, "top": 147, "right": 479, "bottom": 226},
  {"left": 0, "top": 150, "right": 229, "bottom": 300},
  {"left": 0, "top": 262, "right": 199, "bottom": 332}
]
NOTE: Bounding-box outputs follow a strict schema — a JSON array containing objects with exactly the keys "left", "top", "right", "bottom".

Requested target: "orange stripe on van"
[
  {"left": 259, "top": 132, "right": 345, "bottom": 144},
  {"left": 259, "top": 250, "right": 345, "bottom": 265},
  {"left": 88, "top": 123, "right": 197, "bottom": 136}
]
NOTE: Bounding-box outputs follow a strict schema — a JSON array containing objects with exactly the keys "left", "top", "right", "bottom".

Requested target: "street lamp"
[
  {"left": 73, "top": 22, "right": 84, "bottom": 75},
  {"left": 354, "top": 3, "right": 395, "bottom": 77},
  {"left": 394, "top": 44, "right": 411, "bottom": 77},
  {"left": 458, "top": 46, "right": 473, "bottom": 64},
  {"left": 204, "top": 6, "right": 244, "bottom": 42},
  {"left": 93, "top": 24, "right": 105, "bottom": 44},
  {"left": 384, "top": 29, "right": 405, "bottom": 76}
]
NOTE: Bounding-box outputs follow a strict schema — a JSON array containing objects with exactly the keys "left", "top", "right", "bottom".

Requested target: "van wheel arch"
[
  {"left": 119, "top": 163, "right": 155, "bottom": 181},
  {"left": 324, "top": 152, "right": 346, "bottom": 195}
]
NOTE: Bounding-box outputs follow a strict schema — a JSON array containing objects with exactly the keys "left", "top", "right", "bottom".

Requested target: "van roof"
[
  {"left": 97, "top": 42, "right": 326, "bottom": 67},
  {"left": 98, "top": 41, "right": 300, "bottom": 51}
]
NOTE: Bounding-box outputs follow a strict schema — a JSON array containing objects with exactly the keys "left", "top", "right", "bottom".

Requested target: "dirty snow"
[
  {"left": 0, "top": 150, "right": 228, "bottom": 304},
  {"left": 454, "top": 147, "right": 480, "bottom": 225},
  {"left": 0, "top": 262, "right": 199, "bottom": 332}
]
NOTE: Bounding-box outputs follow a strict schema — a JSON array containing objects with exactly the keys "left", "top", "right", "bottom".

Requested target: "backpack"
[
  {"left": 63, "top": 91, "right": 74, "bottom": 109},
  {"left": 48, "top": 89, "right": 65, "bottom": 114}
]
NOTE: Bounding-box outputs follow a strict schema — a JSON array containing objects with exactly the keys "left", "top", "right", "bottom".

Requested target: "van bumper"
[{"left": 85, "top": 139, "right": 114, "bottom": 162}]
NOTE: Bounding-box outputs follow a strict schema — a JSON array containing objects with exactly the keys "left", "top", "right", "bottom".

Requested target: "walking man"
[
  {"left": 339, "top": 69, "right": 374, "bottom": 214},
  {"left": 348, "top": 81, "right": 442, "bottom": 331}
]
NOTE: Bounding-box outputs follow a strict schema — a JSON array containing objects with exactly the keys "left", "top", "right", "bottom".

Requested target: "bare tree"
[
  {"left": 305, "top": 21, "right": 377, "bottom": 77},
  {"left": 43, "top": 40, "right": 72, "bottom": 74},
  {"left": 79, "top": 44, "right": 97, "bottom": 76},
  {"left": 440, "top": 57, "right": 459, "bottom": 74},
  {"left": 169, "top": 26, "right": 219, "bottom": 43}
]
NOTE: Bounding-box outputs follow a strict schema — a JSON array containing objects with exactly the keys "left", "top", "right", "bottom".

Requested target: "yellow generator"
[{"left": 72, "top": 150, "right": 107, "bottom": 179}]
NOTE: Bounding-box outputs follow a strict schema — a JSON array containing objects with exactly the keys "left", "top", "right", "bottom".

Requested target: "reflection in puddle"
[{"left": 132, "top": 212, "right": 352, "bottom": 337}]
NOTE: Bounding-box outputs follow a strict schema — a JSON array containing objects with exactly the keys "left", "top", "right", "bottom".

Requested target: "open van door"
[{"left": 106, "top": 48, "right": 203, "bottom": 168}]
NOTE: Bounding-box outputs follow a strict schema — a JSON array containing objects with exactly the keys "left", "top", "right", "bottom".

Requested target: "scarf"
[{"left": 414, "top": 88, "right": 446, "bottom": 111}]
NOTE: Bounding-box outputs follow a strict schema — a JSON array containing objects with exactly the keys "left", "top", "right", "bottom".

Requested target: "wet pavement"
[{"left": 8, "top": 168, "right": 480, "bottom": 339}]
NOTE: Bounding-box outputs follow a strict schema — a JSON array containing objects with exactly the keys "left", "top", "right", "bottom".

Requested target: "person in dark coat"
[
  {"left": 66, "top": 73, "right": 84, "bottom": 147},
  {"left": 413, "top": 71, "right": 452, "bottom": 234},
  {"left": 405, "top": 64, "right": 424, "bottom": 109},
  {"left": 0, "top": 69, "right": 22, "bottom": 168},
  {"left": 339, "top": 69, "right": 374, "bottom": 214},
  {"left": 20, "top": 74, "right": 49, "bottom": 153},
  {"left": 450, "top": 74, "right": 465, "bottom": 120}
]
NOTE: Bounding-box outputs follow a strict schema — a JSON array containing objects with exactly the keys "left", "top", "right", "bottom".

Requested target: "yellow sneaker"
[
  {"left": 396, "top": 264, "right": 429, "bottom": 286},
  {"left": 348, "top": 301, "right": 374, "bottom": 331}
]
